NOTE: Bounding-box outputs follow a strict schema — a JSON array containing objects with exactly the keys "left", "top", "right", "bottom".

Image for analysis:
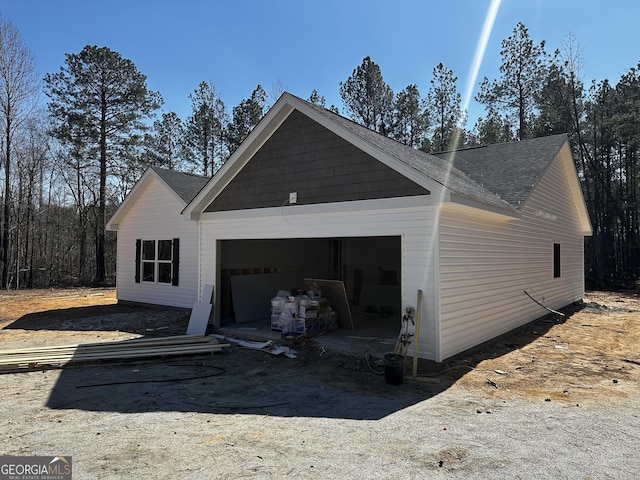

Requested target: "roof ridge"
[
  {"left": 435, "top": 133, "right": 569, "bottom": 155},
  {"left": 150, "top": 165, "right": 211, "bottom": 180}
]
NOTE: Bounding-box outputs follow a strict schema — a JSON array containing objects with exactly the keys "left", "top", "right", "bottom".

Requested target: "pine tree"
[
  {"left": 44, "top": 45, "right": 162, "bottom": 285},
  {"left": 143, "top": 112, "right": 188, "bottom": 171},
  {"left": 391, "top": 84, "right": 429, "bottom": 150},
  {"left": 185, "top": 81, "right": 228, "bottom": 176},
  {"left": 469, "top": 109, "right": 515, "bottom": 146},
  {"left": 226, "top": 85, "right": 267, "bottom": 154},
  {"left": 428, "top": 63, "right": 464, "bottom": 152},
  {"left": 339, "top": 56, "right": 393, "bottom": 133},
  {"left": 308, "top": 90, "right": 326, "bottom": 107},
  {"left": 476, "top": 22, "right": 548, "bottom": 140}
]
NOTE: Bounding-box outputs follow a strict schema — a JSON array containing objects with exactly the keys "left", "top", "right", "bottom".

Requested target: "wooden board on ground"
[
  {"left": 304, "top": 278, "right": 354, "bottom": 330},
  {"left": 0, "top": 335, "right": 229, "bottom": 373}
]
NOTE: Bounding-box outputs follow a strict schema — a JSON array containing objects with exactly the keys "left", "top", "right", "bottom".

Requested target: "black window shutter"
[
  {"left": 135, "top": 239, "right": 141, "bottom": 283},
  {"left": 172, "top": 238, "right": 180, "bottom": 286}
]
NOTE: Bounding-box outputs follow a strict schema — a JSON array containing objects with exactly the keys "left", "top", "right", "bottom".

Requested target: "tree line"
[{"left": 0, "top": 17, "right": 638, "bottom": 290}]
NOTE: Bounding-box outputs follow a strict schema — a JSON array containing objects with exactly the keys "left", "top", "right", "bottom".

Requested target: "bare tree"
[
  {"left": 0, "top": 15, "right": 40, "bottom": 289},
  {"left": 268, "top": 78, "right": 288, "bottom": 106}
]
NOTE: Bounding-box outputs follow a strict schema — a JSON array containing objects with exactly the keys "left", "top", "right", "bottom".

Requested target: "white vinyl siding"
[
  {"left": 115, "top": 177, "right": 200, "bottom": 309},
  {"left": 200, "top": 196, "right": 440, "bottom": 360},
  {"left": 438, "top": 154, "right": 586, "bottom": 361}
]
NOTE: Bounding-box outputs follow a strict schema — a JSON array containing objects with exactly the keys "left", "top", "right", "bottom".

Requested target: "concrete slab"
[{"left": 216, "top": 311, "right": 399, "bottom": 359}]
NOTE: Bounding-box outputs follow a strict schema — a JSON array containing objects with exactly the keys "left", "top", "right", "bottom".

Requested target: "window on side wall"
[
  {"left": 135, "top": 238, "right": 180, "bottom": 286},
  {"left": 553, "top": 243, "right": 561, "bottom": 278}
]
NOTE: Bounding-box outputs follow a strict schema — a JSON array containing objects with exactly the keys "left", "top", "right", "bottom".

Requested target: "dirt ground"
[
  {"left": 0, "top": 288, "right": 639, "bottom": 479},
  {"left": 1, "top": 288, "right": 638, "bottom": 404}
]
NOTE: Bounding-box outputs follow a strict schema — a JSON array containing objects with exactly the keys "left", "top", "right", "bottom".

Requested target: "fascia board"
[
  {"left": 559, "top": 142, "right": 593, "bottom": 235},
  {"left": 106, "top": 168, "right": 156, "bottom": 230},
  {"left": 295, "top": 101, "right": 447, "bottom": 196},
  {"left": 448, "top": 192, "right": 521, "bottom": 221},
  {"left": 107, "top": 168, "right": 187, "bottom": 230}
]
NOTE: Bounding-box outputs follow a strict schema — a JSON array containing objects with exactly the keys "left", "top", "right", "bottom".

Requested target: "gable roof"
[
  {"left": 151, "top": 167, "right": 210, "bottom": 204},
  {"left": 181, "top": 92, "right": 588, "bottom": 231},
  {"left": 106, "top": 167, "right": 209, "bottom": 231},
  {"left": 184, "top": 93, "right": 517, "bottom": 218},
  {"left": 434, "top": 134, "right": 568, "bottom": 210}
]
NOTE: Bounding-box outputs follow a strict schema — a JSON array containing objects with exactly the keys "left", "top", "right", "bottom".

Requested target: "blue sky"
[{"left": 1, "top": 0, "right": 639, "bottom": 127}]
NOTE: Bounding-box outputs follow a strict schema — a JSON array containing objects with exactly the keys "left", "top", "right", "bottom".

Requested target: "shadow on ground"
[
  {"left": 4, "top": 301, "right": 585, "bottom": 420},
  {"left": 44, "top": 346, "right": 437, "bottom": 420},
  {"left": 4, "top": 303, "right": 190, "bottom": 336}
]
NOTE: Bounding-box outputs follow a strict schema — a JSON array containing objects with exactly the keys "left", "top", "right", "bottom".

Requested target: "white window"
[{"left": 136, "top": 239, "right": 179, "bottom": 285}]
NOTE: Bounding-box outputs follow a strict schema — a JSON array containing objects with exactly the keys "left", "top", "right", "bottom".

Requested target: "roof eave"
[
  {"left": 557, "top": 142, "right": 593, "bottom": 235},
  {"left": 106, "top": 168, "right": 154, "bottom": 231},
  {"left": 106, "top": 167, "right": 187, "bottom": 230},
  {"left": 448, "top": 192, "right": 521, "bottom": 221}
]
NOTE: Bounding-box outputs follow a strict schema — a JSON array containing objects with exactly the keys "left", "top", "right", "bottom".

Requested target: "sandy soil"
[
  {"left": 445, "top": 290, "right": 640, "bottom": 405},
  {"left": 0, "top": 288, "right": 638, "bottom": 479}
]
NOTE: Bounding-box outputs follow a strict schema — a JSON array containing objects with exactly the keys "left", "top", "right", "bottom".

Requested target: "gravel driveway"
[{"left": 1, "top": 344, "right": 638, "bottom": 479}]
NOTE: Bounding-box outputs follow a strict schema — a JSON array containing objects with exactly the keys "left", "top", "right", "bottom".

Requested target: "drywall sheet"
[
  {"left": 304, "top": 278, "right": 354, "bottom": 330},
  {"left": 201, "top": 284, "right": 214, "bottom": 304},
  {"left": 186, "top": 303, "right": 212, "bottom": 335},
  {"left": 230, "top": 272, "right": 306, "bottom": 323}
]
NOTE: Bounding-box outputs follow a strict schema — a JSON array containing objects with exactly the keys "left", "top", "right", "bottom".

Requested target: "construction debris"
[
  {"left": 0, "top": 335, "right": 229, "bottom": 374},
  {"left": 211, "top": 334, "right": 297, "bottom": 358}
]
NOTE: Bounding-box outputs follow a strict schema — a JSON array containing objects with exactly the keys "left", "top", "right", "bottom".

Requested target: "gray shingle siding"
[
  {"left": 205, "top": 109, "right": 429, "bottom": 212},
  {"left": 304, "top": 100, "right": 515, "bottom": 211}
]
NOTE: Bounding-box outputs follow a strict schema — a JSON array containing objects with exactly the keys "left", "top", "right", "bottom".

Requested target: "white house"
[
  {"left": 106, "top": 166, "right": 209, "bottom": 309},
  {"left": 107, "top": 93, "right": 592, "bottom": 362}
]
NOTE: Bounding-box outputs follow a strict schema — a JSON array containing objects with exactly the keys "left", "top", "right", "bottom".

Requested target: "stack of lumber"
[{"left": 0, "top": 335, "right": 229, "bottom": 373}]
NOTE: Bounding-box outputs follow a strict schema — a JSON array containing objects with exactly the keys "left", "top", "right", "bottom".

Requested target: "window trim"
[{"left": 135, "top": 238, "right": 179, "bottom": 286}]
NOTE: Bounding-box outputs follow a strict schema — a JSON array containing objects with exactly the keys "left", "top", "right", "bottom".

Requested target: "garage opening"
[{"left": 218, "top": 236, "right": 401, "bottom": 337}]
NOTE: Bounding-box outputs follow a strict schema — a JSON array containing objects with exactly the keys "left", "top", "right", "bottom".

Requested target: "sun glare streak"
[
  {"left": 461, "top": 0, "right": 502, "bottom": 118},
  {"left": 425, "top": 0, "right": 501, "bottom": 362},
  {"left": 444, "top": 0, "right": 501, "bottom": 166}
]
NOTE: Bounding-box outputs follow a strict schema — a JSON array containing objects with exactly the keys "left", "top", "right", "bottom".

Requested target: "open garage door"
[{"left": 218, "top": 236, "right": 401, "bottom": 332}]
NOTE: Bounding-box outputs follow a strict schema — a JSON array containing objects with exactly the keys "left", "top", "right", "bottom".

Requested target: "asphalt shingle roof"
[
  {"left": 303, "top": 97, "right": 567, "bottom": 212},
  {"left": 434, "top": 134, "right": 568, "bottom": 209},
  {"left": 151, "top": 167, "right": 210, "bottom": 204},
  {"left": 174, "top": 93, "right": 568, "bottom": 215}
]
